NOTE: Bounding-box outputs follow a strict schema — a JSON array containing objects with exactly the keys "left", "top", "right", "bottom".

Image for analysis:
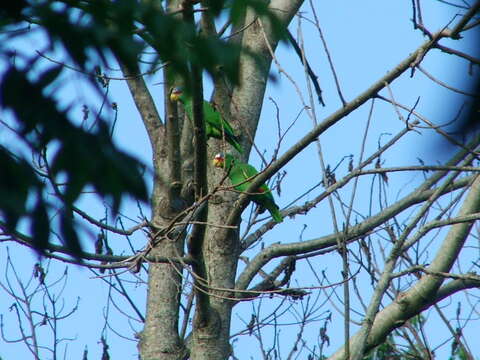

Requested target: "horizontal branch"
[
  {"left": 236, "top": 256, "right": 297, "bottom": 300},
  {"left": 0, "top": 223, "right": 194, "bottom": 268},
  {"left": 392, "top": 265, "right": 480, "bottom": 282},
  {"left": 240, "top": 163, "right": 478, "bottom": 250},
  {"left": 401, "top": 211, "right": 480, "bottom": 251},
  {"left": 235, "top": 175, "right": 473, "bottom": 291},
  {"left": 434, "top": 43, "right": 480, "bottom": 65},
  {"left": 227, "top": 26, "right": 457, "bottom": 227},
  {"left": 73, "top": 205, "right": 148, "bottom": 235},
  {"left": 329, "top": 174, "right": 480, "bottom": 360}
]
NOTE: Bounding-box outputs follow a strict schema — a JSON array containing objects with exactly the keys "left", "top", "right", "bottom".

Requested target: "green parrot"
[
  {"left": 170, "top": 87, "right": 243, "bottom": 154},
  {"left": 213, "top": 153, "right": 283, "bottom": 223}
]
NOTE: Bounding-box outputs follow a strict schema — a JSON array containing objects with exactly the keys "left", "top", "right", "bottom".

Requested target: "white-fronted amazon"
[
  {"left": 213, "top": 153, "right": 283, "bottom": 223},
  {"left": 170, "top": 87, "right": 243, "bottom": 154}
]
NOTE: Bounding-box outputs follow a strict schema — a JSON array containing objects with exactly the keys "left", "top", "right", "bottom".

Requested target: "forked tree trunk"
[{"left": 138, "top": 2, "right": 303, "bottom": 359}]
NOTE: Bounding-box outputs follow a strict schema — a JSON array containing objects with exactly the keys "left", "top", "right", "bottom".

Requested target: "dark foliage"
[
  {"left": 0, "top": 0, "right": 284, "bottom": 257},
  {"left": 0, "top": 63, "right": 148, "bottom": 256}
]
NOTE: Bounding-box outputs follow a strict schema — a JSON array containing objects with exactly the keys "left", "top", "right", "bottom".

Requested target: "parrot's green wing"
[
  {"left": 178, "top": 94, "right": 194, "bottom": 123},
  {"left": 178, "top": 94, "right": 243, "bottom": 154},
  {"left": 227, "top": 156, "right": 283, "bottom": 223},
  {"left": 203, "top": 101, "right": 243, "bottom": 154}
]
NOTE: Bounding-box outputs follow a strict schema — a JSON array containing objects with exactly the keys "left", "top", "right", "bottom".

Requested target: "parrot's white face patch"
[
  {"left": 170, "top": 87, "right": 183, "bottom": 101},
  {"left": 213, "top": 153, "right": 225, "bottom": 167}
]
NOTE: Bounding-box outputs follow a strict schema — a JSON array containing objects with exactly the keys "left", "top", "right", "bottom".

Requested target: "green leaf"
[
  {"left": 0, "top": 147, "right": 36, "bottom": 229},
  {"left": 36, "top": 65, "right": 63, "bottom": 91},
  {"left": 0, "top": 62, "right": 148, "bottom": 256},
  {"left": 0, "top": 0, "right": 28, "bottom": 21},
  {"left": 229, "top": 0, "right": 286, "bottom": 41},
  {"left": 204, "top": 0, "right": 228, "bottom": 16},
  {"left": 31, "top": 199, "right": 50, "bottom": 254},
  {"left": 60, "top": 211, "right": 82, "bottom": 259}
]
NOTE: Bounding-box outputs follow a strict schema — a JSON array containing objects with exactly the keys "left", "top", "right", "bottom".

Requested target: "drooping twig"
[{"left": 286, "top": 29, "right": 325, "bottom": 106}]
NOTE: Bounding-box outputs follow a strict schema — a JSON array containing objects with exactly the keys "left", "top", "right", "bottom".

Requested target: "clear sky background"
[{"left": 1, "top": 1, "right": 479, "bottom": 359}]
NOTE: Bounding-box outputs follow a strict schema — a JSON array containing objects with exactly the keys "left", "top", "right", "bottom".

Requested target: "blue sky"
[{"left": 1, "top": 1, "right": 479, "bottom": 359}]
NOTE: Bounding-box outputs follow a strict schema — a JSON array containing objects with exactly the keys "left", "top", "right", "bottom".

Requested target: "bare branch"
[{"left": 227, "top": 22, "right": 468, "bottom": 228}]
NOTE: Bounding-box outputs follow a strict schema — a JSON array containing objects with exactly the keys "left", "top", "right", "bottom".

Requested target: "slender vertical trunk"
[
  {"left": 140, "top": 250, "right": 184, "bottom": 359},
  {"left": 139, "top": 174, "right": 186, "bottom": 359},
  {"left": 189, "top": 193, "right": 239, "bottom": 360},
  {"left": 137, "top": 2, "right": 302, "bottom": 358}
]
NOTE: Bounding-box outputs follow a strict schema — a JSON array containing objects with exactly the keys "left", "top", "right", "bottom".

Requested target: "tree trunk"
[
  {"left": 139, "top": 2, "right": 303, "bottom": 359},
  {"left": 139, "top": 171, "right": 187, "bottom": 359}
]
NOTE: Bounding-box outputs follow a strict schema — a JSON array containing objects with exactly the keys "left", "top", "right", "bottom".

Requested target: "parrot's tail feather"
[
  {"left": 266, "top": 203, "right": 283, "bottom": 223},
  {"left": 229, "top": 135, "right": 243, "bottom": 154},
  {"left": 271, "top": 209, "right": 283, "bottom": 223}
]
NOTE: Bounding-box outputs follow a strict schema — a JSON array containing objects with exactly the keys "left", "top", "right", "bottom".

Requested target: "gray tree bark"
[
  {"left": 329, "top": 175, "right": 480, "bottom": 360},
  {"left": 130, "top": 1, "right": 304, "bottom": 359}
]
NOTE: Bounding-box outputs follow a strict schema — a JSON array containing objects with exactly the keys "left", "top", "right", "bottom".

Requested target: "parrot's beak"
[
  {"left": 213, "top": 156, "right": 224, "bottom": 168},
  {"left": 170, "top": 92, "right": 180, "bottom": 102},
  {"left": 170, "top": 88, "right": 182, "bottom": 102}
]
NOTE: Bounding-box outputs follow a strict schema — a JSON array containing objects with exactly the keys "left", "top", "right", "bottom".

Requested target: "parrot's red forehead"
[{"left": 214, "top": 153, "right": 224, "bottom": 161}]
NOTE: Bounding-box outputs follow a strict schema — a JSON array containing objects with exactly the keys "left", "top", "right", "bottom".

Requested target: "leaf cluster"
[
  {"left": 0, "top": 63, "right": 148, "bottom": 256},
  {"left": 0, "top": 0, "right": 286, "bottom": 256}
]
